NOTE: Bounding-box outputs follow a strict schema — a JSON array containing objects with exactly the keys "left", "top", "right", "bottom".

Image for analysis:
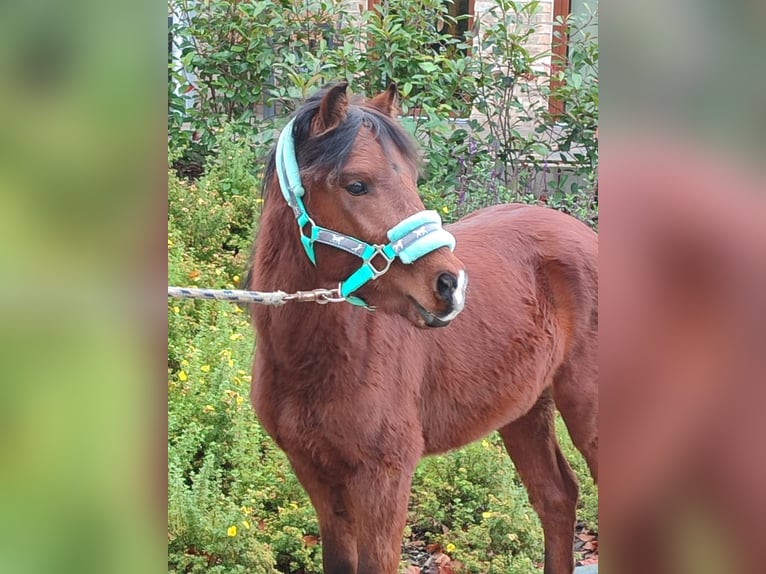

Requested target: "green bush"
[
  {"left": 409, "top": 438, "right": 543, "bottom": 573},
  {"left": 168, "top": 300, "right": 323, "bottom": 573},
  {"left": 168, "top": 124, "right": 261, "bottom": 268}
]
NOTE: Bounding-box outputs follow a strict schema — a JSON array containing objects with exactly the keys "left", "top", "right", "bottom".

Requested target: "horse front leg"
[
  {"left": 289, "top": 457, "right": 359, "bottom": 574},
  {"left": 348, "top": 460, "right": 416, "bottom": 574}
]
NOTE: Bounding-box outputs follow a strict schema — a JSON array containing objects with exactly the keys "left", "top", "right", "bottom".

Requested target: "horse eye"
[{"left": 345, "top": 181, "right": 368, "bottom": 196}]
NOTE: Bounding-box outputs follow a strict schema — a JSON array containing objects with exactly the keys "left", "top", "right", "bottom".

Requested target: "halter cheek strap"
[{"left": 275, "top": 118, "right": 456, "bottom": 308}]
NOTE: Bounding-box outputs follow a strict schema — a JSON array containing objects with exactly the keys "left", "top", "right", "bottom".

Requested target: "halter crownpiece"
[{"left": 275, "top": 118, "right": 456, "bottom": 308}]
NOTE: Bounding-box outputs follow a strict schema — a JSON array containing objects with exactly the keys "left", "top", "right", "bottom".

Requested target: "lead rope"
[{"left": 167, "top": 286, "right": 346, "bottom": 305}]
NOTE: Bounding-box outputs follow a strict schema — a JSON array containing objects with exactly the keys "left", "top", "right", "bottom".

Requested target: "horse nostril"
[{"left": 436, "top": 272, "right": 458, "bottom": 302}]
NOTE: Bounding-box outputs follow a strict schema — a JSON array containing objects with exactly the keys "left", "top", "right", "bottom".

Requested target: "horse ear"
[
  {"left": 312, "top": 83, "right": 349, "bottom": 135},
  {"left": 368, "top": 83, "right": 399, "bottom": 116}
]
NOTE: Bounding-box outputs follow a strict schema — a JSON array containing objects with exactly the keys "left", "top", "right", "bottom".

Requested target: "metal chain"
[{"left": 167, "top": 286, "right": 346, "bottom": 306}]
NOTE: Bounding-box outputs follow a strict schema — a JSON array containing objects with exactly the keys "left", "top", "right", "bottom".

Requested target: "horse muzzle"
[{"left": 413, "top": 269, "right": 468, "bottom": 327}]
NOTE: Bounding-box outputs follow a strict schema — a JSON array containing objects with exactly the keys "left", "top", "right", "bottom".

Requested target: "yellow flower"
[
  {"left": 172, "top": 306, "right": 180, "bottom": 314},
  {"left": 229, "top": 333, "right": 243, "bottom": 341},
  {"left": 236, "top": 395, "right": 244, "bottom": 406},
  {"left": 241, "top": 520, "right": 250, "bottom": 530},
  {"left": 482, "top": 511, "right": 493, "bottom": 519},
  {"left": 203, "top": 405, "right": 215, "bottom": 413},
  {"left": 255, "top": 198, "right": 264, "bottom": 204},
  {"left": 167, "top": 239, "right": 174, "bottom": 247},
  {"left": 227, "top": 359, "right": 234, "bottom": 368},
  {"left": 289, "top": 502, "right": 298, "bottom": 509},
  {"left": 201, "top": 365, "right": 210, "bottom": 373},
  {"left": 178, "top": 370, "right": 188, "bottom": 382},
  {"left": 233, "top": 275, "right": 240, "bottom": 283},
  {"left": 445, "top": 543, "right": 456, "bottom": 553},
  {"left": 442, "top": 206, "right": 449, "bottom": 214},
  {"left": 227, "top": 525, "right": 237, "bottom": 537}
]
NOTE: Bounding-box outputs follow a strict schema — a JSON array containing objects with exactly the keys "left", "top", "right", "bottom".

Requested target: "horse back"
[{"left": 450, "top": 203, "right": 597, "bottom": 335}]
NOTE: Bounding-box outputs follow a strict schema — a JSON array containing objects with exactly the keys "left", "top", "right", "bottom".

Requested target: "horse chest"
[{"left": 252, "top": 351, "right": 418, "bottom": 467}]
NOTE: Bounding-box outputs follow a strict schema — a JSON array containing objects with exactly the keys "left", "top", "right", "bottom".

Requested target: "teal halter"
[{"left": 275, "top": 118, "right": 456, "bottom": 308}]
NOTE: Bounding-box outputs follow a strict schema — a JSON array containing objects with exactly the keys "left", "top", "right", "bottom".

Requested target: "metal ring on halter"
[
  {"left": 366, "top": 245, "right": 395, "bottom": 279},
  {"left": 298, "top": 215, "right": 317, "bottom": 242}
]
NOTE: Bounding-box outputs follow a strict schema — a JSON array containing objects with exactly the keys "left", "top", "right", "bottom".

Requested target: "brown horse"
[{"left": 247, "top": 83, "right": 598, "bottom": 574}]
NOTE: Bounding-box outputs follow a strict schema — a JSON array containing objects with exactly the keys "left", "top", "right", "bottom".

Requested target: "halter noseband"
[{"left": 275, "top": 118, "right": 456, "bottom": 308}]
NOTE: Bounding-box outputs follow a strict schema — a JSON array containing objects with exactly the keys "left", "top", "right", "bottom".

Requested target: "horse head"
[{"left": 276, "top": 82, "right": 467, "bottom": 328}]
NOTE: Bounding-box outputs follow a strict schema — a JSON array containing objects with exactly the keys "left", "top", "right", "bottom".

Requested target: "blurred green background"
[{"left": 0, "top": 1, "right": 164, "bottom": 573}]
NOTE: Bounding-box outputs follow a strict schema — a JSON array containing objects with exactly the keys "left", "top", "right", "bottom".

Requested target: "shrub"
[
  {"left": 168, "top": 124, "right": 261, "bottom": 267},
  {"left": 168, "top": 303, "right": 322, "bottom": 573}
]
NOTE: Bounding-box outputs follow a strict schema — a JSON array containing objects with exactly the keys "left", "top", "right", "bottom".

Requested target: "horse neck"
[
  {"left": 252, "top": 183, "right": 365, "bottom": 361},
  {"left": 253, "top": 186, "right": 318, "bottom": 293}
]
